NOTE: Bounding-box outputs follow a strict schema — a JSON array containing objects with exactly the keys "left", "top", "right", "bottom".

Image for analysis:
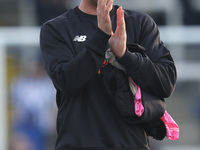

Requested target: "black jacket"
[
  {"left": 101, "top": 44, "right": 167, "bottom": 140},
  {"left": 40, "top": 5, "right": 177, "bottom": 150}
]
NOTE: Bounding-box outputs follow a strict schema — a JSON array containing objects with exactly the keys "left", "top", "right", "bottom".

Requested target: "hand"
[
  {"left": 97, "top": 0, "right": 113, "bottom": 35},
  {"left": 109, "top": 7, "right": 127, "bottom": 58}
]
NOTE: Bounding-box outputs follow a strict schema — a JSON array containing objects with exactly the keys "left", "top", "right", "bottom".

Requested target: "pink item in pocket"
[
  {"left": 160, "top": 111, "right": 179, "bottom": 140},
  {"left": 129, "top": 77, "right": 179, "bottom": 141},
  {"left": 134, "top": 84, "right": 144, "bottom": 117},
  {"left": 129, "top": 77, "right": 144, "bottom": 117}
]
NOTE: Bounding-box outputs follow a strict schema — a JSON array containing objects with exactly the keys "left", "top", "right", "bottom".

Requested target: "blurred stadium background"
[{"left": 0, "top": 0, "right": 200, "bottom": 150}]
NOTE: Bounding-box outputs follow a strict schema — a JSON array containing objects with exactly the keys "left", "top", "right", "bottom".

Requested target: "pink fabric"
[
  {"left": 160, "top": 111, "right": 179, "bottom": 140},
  {"left": 129, "top": 77, "right": 144, "bottom": 117},
  {"left": 129, "top": 77, "right": 179, "bottom": 140}
]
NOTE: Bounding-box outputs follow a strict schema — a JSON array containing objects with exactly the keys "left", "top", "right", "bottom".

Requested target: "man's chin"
[
  {"left": 90, "top": 0, "right": 98, "bottom": 7},
  {"left": 90, "top": 0, "right": 112, "bottom": 7}
]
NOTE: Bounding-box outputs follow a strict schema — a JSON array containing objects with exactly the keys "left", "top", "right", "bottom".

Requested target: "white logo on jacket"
[{"left": 73, "top": 35, "right": 87, "bottom": 42}]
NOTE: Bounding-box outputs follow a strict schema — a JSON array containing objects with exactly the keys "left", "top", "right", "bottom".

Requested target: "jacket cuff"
[
  {"left": 117, "top": 49, "right": 138, "bottom": 72},
  {"left": 86, "top": 28, "right": 111, "bottom": 56}
]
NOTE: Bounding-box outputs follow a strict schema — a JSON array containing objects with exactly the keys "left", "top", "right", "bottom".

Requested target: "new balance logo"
[{"left": 73, "top": 35, "right": 87, "bottom": 42}]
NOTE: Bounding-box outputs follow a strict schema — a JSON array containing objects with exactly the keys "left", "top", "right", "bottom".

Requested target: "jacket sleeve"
[
  {"left": 40, "top": 21, "right": 110, "bottom": 96},
  {"left": 117, "top": 14, "right": 177, "bottom": 98}
]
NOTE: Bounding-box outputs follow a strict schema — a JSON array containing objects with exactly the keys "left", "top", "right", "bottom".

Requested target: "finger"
[
  {"left": 117, "top": 7, "right": 124, "bottom": 27},
  {"left": 101, "top": 0, "right": 108, "bottom": 7},
  {"left": 111, "top": 31, "right": 114, "bottom": 36},
  {"left": 105, "top": 0, "right": 113, "bottom": 13},
  {"left": 97, "top": 0, "right": 105, "bottom": 11},
  {"left": 98, "top": 0, "right": 103, "bottom": 7},
  {"left": 115, "top": 7, "right": 126, "bottom": 36},
  {"left": 97, "top": 0, "right": 106, "bottom": 15}
]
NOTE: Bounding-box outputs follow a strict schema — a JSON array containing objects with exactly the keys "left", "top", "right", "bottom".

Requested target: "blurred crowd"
[
  {"left": 7, "top": 49, "right": 57, "bottom": 150},
  {"left": 0, "top": 0, "right": 200, "bottom": 150}
]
